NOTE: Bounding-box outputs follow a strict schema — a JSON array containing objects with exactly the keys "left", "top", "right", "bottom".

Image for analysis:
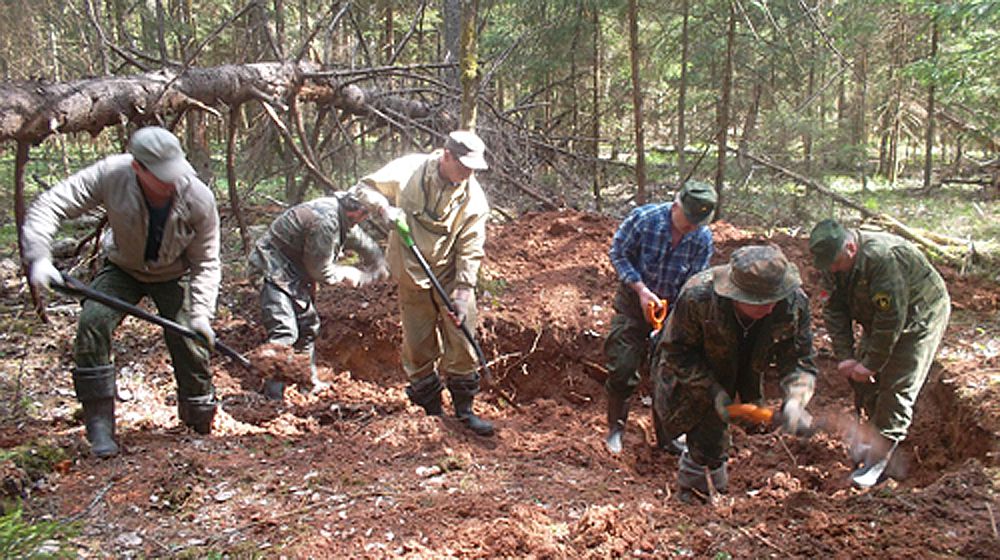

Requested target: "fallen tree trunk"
[{"left": 731, "top": 147, "right": 970, "bottom": 269}]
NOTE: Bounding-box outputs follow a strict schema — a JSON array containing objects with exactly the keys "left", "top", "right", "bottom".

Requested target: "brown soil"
[{"left": 2, "top": 209, "right": 999, "bottom": 558}]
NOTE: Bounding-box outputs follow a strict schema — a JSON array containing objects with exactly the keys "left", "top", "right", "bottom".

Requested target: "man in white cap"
[
  {"left": 349, "top": 130, "right": 494, "bottom": 436},
  {"left": 23, "top": 126, "right": 221, "bottom": 457}
]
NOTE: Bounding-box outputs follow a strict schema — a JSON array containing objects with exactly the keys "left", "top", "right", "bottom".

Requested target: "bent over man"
[
  {"left": 24, "top": 126, "right": 221, "bottom": 457},
  {"left": 249, "top": 193, "right": 387, "bottom": 400},
  {"left": 349, "top": 130, "right": 494, "bottom": 436},
  {"left": 809, "top": 219, "right": 950, "bottom": 488},
  {"left": 604, "top": 181, "right": 717, "bottom": 454},
  {"left": 654, "top": 245, "right": 817, "bottom": 502}
]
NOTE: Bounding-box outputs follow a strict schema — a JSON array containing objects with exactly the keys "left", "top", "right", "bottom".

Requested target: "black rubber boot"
[
  {"left": 405, "top": 373, "right": 444, "bottom": 416},
  {"left": 447, "top": 375, "right": 495, "bottom": 436},
  {"left": 72, "top": 365, "right": 119, "bottom": 458},
  {"left": 262, "top": 379, "right": 286, "bottom": 401},
  {"left": 178, "top": 393, "right": 218, "bottom": 435},
  {"left": 605, "top": 394, "right": 629, "bottom": 454}
]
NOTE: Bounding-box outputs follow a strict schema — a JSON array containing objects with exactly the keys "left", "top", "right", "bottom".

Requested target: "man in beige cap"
[
  {"left": 349, "top": 130, "right": 494, "bottom": 436},
  {"left": 653, "top": 245, "right": 818, "bottom": 502},
  {"left": 24, "top": 126, "right": 221, "bottom": 457}
]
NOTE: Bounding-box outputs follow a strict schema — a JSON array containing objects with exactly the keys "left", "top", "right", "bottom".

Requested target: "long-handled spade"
[
  {"left": 394, "top": 217, "right": 517, "bottom": 409},
  {"left": 58, "top": 272, "right": 252, "bottom": 369}
]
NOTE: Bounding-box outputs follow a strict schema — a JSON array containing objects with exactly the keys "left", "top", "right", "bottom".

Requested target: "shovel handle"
[
  {"left": 58, "top": 273, "right": 252, "bottom": 369},
  {"left": 726, "top": 403, "right": 775, "bottom": 425}
]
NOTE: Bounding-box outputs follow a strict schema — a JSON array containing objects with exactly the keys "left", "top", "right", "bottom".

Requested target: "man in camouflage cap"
[
  {"left": 249, "top": 193, "right": 388, "bottom": 400},
  {"left": 653, "top": 245, "right": 817, "bottom": 502},
  {"left": 809, "top": 219, "right": 950, "bottom": 488},
  {"left": 604, "top": 180, "right": 717, "bottom": 455}
]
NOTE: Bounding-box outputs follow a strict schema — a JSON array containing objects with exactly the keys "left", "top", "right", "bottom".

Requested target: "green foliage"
[
  {"left": 0, "top": 506, "right": 78, "bottom": 559},
  {"left": 0, "top": 443, "right": 68, "bottom": 481}
]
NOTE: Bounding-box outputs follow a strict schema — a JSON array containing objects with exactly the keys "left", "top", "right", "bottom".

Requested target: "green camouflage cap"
[
  {"left": 678, "top": 180, "right": 717, "bottom": 226},
  {"left": 713, "top": 245, "right": 801, "bottom": 305},
  {"left": 809, "top": 219, "right": 847, "bottom": 270}
]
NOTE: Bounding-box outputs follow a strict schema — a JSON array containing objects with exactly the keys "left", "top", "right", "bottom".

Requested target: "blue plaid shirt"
[{"left": 609, "top": 202, "right": 713, "bottom": 302}]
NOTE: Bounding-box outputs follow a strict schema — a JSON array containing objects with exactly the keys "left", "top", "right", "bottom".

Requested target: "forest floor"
[{"left": 2, "top": 209, "right": 1000, "bottom": 559}]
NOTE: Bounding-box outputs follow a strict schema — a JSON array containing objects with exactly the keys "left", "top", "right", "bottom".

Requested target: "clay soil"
[{"left": 2, "top": 209, "right": 999, "bottom": 559}]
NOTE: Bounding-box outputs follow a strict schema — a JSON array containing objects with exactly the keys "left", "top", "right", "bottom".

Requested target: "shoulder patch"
[{"left": 873, "top": 292, "right": 892, "bottom": 311}]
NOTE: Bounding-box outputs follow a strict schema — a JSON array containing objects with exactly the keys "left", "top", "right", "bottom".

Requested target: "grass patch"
[{"left": 0, "top": 506, "right": 78, "bottom": 559}]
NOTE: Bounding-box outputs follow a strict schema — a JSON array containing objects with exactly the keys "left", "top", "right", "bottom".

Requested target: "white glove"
[
  {"left": 449, "top": 286, "right": 474, "bottom": 326},
  {"left": 29, "top": 258, "right": 63, "bottom": 292},
  {"left": 381, "top": 205, "right": 404, "bottom": 223},
  {"left": 330, "top": 266, "right": 364, "bottom": 288},
  {"left": 780, "top": 398, "right": 813, "bottom": 435},
  {"left": 189, "top": 316, "right": 216, "bottom": 349}
]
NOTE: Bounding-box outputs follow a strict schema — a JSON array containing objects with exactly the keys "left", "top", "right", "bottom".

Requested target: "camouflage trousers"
[
  {"left": 604, "top": 284, "right": 656, "bottom": 399},
  {"left": 398, "top": 281, "right": 479, "bottom": 383},
  {"left": 852, "top": 296, "right": 951, "bottom": 441},
  {"left": 259, "top": 278, "right": 319, "bottom": 354},
  {"left": 74, "top": 262, "right": 213, "bottom": 398}
]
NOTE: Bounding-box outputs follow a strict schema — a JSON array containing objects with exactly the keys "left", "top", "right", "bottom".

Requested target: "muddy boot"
[
  {"left": 178, "top": 393, "right": 218, "bottom": 435},
  {"left": 851, "top": 434, "right": 898, "bottom": 488},
  {"left": 677, "top": 451, "right": 707, "bottom": 503},
  {"left": 73, "top": 365, "right": 119, "bottom": 458},
  {"left": 262, "top": 379, "right": 286, "bottom": 401},
  {"left": 605, "top": 394, "right": 629, "bottom": 454},
  {"left": 447, "top": 375, "right": 495, "bottom": 436},
  {"left": 405, "top": 373, "right": 443, "bottom": 416}
]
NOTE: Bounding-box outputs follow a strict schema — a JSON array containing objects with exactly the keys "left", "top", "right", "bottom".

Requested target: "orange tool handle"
[
  {"left": 645, "top": 299, "right": 669, "bottom": 331},
  {"left": 726, "top": 403, "right": 775, "bottom": 425}
]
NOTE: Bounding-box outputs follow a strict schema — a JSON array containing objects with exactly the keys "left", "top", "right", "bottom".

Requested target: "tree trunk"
[
  {"left": 442, "top": 0, "right": 461, "bottom": 88},
  {"left": 923, "top": 11, "right": 939, "bottom": 190},
  {"left": 714, "top": 0, "right": 735, "bottom": 217},
  {"left": 627, "top": 0, "right": 646, "bottom": 204},
  {"left": 459, "top": 0, "right": 479, "bottom": 129},
  {"left": 677, "top": 0, "right": 689, "bottom": 182},
  {"left": 591, "top": 2, "right": 603, "bottom": 210}
]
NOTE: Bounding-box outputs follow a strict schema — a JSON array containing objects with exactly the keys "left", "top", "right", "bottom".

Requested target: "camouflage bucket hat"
[
  {"left": 713, "top": 245, "right": 801, "bottom": 304},
  {"left": 809, "top": 219, "right": 847, "bottom": 270},
  {"left": 678, "top": 180, "right": 718, "bottom": 226}
]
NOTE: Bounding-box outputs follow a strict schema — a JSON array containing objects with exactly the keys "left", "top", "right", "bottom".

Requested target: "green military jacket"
[
  {"left": 822, "top": 230, "right": 949, "bottom": 373},
  {"left": 249, "top": 196, "right": 383, "bottom": 296},
  {"left": 654, "top": 268, "right": 817, "bottom": 431}
]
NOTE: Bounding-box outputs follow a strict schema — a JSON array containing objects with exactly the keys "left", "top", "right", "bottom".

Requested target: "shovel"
[
  {"left": 57, "top": 272, "right": 252, "bottom": 369},
  {"left": 726, "top": 403, "right": 823, "bottom": 437},
  {"left": 394, "top": 216, "right": 517, "bottom": 407}
]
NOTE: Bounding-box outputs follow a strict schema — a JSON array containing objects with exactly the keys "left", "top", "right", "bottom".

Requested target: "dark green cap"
[
  {"left": 809, "top": 219, "right": 847, "bottom": 270},
  {"left": 713, "top": 245, "right": 801, "bottom": 304},
  {"left": 678, "top": 180, "right": 717, "bottom": 226}
]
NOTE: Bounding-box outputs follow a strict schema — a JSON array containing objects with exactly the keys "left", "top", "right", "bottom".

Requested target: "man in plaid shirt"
[{"left": 604, "top": 181, "right": 717, "bottom": 454}]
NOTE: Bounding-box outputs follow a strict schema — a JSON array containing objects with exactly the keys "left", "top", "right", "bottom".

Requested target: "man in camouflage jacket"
[
  {"left": 653, "top": 245, "right": 817, "bottom": 502},
  {"left": 249, "top": 193, "right": 387, "bottom": 400},
  {"left": 809, "top": 219, "right": 950, "bottom": 488}
]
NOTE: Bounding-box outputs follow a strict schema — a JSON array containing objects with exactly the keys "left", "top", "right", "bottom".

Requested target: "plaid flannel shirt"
[{"left": 609, "top": 202, "right": 713, "bottom": 302}]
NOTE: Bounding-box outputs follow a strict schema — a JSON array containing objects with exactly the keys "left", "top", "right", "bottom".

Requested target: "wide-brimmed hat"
[
  {"left": 128, "top": 126, "right": 196, "bottom": 183},
  {"left": 713, "top": 245, "right": 801, "bottom": 304},
  {"left": 445, "top": 130, "right": 489, "bottom": 170}
]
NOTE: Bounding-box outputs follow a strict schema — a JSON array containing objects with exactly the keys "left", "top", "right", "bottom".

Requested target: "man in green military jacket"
[
  {"left": 653, "top": 245, "right": 818, "bottom": 502},
  {"left": 809, "top": 219, "right": 950, "bottom": 488}
]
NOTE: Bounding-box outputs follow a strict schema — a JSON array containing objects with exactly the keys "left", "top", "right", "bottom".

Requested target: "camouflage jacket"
[
  {"left": 654, "top": 268, "right": 817, "bottom": 428},
  {"left": 249, "top": 196, "right": 383, "bottom": 294},
  {"left": 349, "top": 150, "right": 489, "bottom": 291},
  {"left": 822, "top": 230, "right": 949, "bottom": 373}
]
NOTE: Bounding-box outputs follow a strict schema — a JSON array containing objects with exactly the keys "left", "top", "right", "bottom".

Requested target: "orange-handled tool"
[
  {"left": 645, "top": 299, "right": 669, "bottom": 332},
  {"left": 726, "top": 403, "right": 775, "bottom": 425}
]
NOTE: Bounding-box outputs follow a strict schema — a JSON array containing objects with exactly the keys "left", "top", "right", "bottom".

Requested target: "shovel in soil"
[
  {"left": 57, "top": 272, "right": 252, "bottom": 369},
  {"left": 394, "top": 216, "right": 516, "bottom": 408}
]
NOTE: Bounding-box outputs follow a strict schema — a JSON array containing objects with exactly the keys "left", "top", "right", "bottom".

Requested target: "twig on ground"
[
  {"left": 777, "top": 434, "right": 798, "bottom": 467},
  {"left": 66, "top": 480, "right": 114, "bottom": 522},
  {"left": 739, "top": 526, "right": 787, "bottom": 555},
  {"left": 987, "top": 501, "right": 999, "bottom": 540}
]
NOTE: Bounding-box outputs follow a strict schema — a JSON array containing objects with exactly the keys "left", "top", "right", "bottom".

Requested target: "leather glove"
[
  {"left": 780, "top": 398, "right": 813, "bottom": 435},
  {"left": 189, "top": 316, "right": 215, "bottom": 349},
  {"left": 329, "top": 266, "right": 363, "bottom": 287},
  {"left": 29, "top": 258, "right": 64, "bottom": 292},
  {"left": 364, "top": 261, "right": 390, "bottom": 284},
  {"left": 449, "top": 286, "right": 474, "bottom": 326},
  {"left": 711, "top": 384, "right": 733, "bottom": 423},
  {"left": 381, "top": 204, "right": 403, "bottom": 223}
]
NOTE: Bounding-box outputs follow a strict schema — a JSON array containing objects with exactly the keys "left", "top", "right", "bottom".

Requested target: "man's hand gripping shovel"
[
  {"left": 725, "top": 403, "right": 823, "bottom": 437},
  {"left": 57, "top": 272, "right": 252, "bottom": 369},
  {"left": 394, "top": 217, "right": 517, "bottom": 409}
]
